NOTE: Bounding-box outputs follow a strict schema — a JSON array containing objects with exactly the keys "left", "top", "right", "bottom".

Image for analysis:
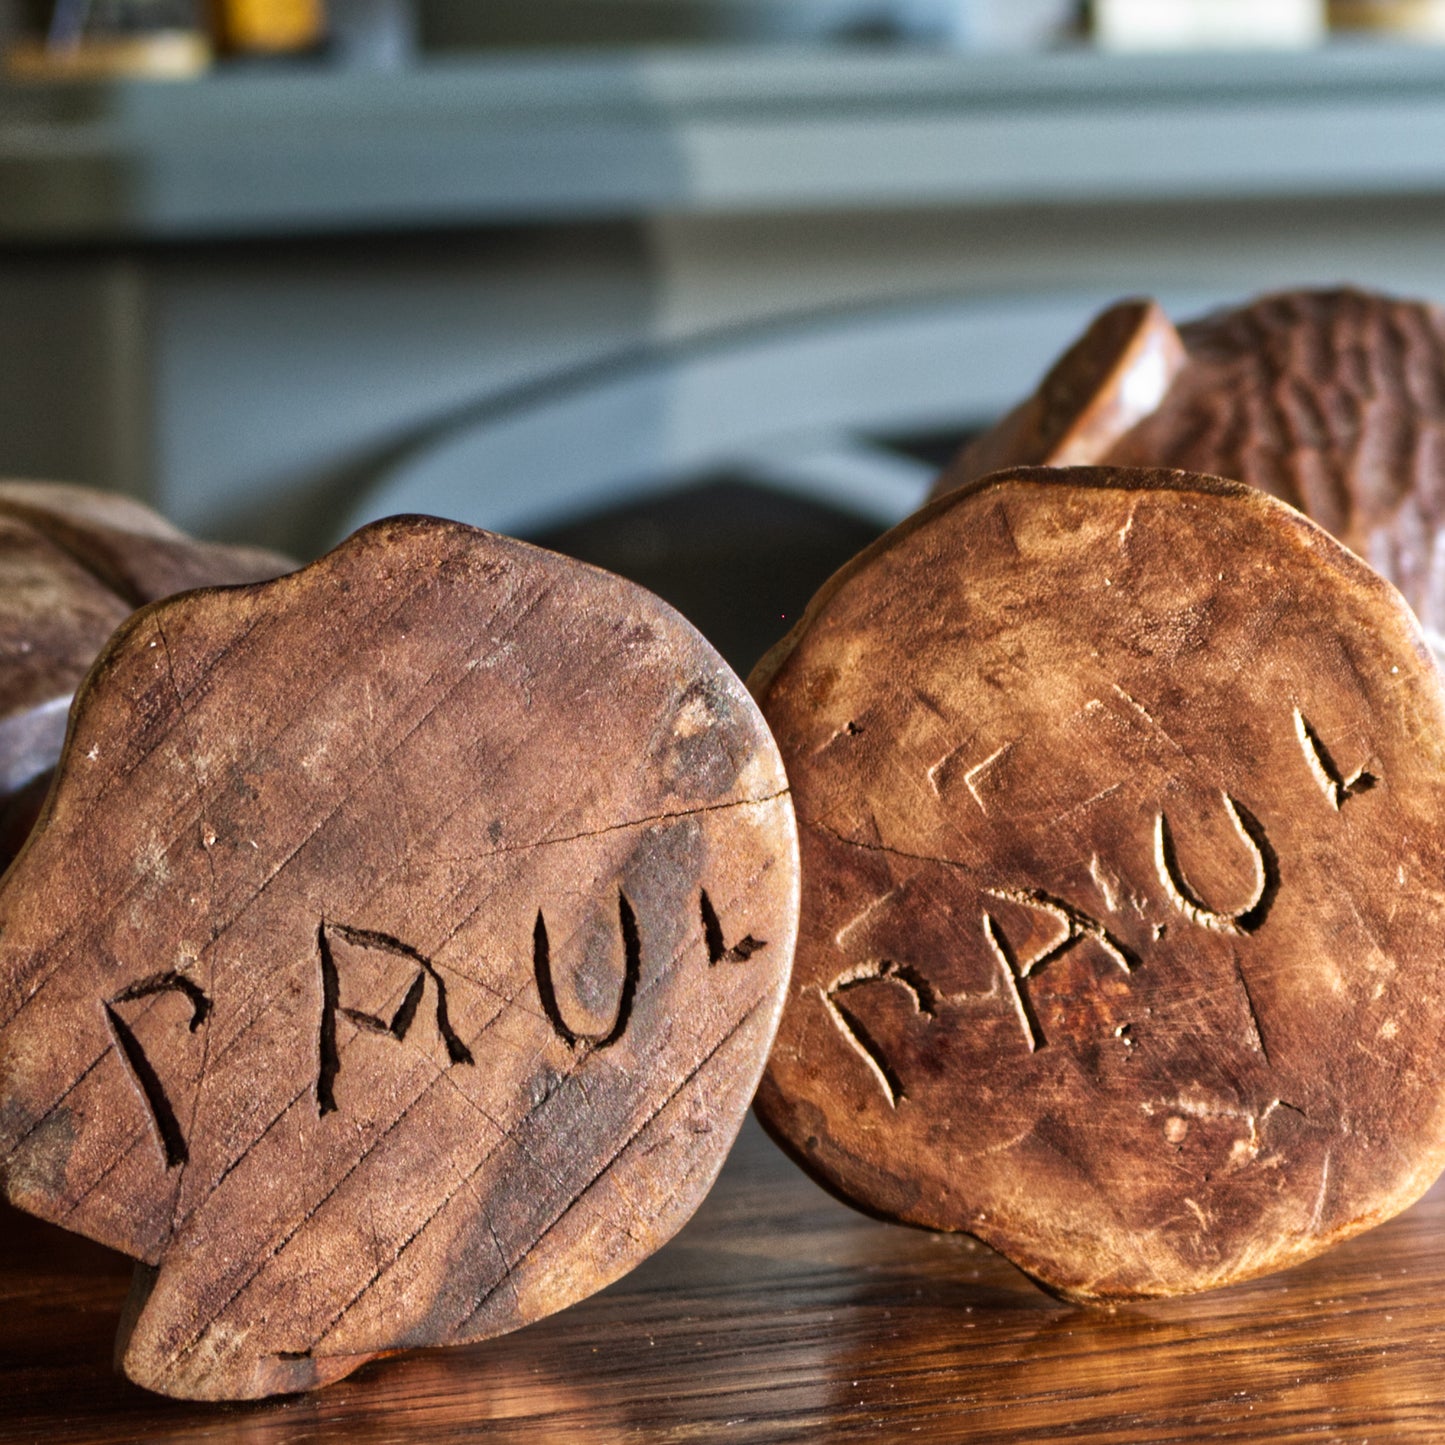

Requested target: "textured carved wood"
[
  {"left": 752, "top": 466, "right": 1445, "bottom": 1302},
  {"left": 0, "top": 483, "right": 292, "bottom": 867},
  {"left": 946, "top": 298, "right": 1186, "bottom": 485},
  {"left": 0, "top": 515, "right": 798, "bottom": 1400},
  {"left": 933, "top": 289, "right": 1445, "bottom": 647},
  {"left": 0, "top": 482, "right": 291, "bottom": 608}
]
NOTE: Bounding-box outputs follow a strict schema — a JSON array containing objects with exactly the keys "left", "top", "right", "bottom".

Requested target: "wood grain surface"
[
  {"left": 0, "top": 516, "right": 797, "bottom": 1400},
  {"left": 4, "top": 1111, "right": 1445, "bottom": 1443},
  {"left": 0, "top": 482, "right": 292, "bottom": 868},
  {"left": 752, "top": 467, "right": 1445, "bottom": 1302},
  {"left": 0, "top": 481, "right": 292, "bottom": 609},
  {"left": 945, "top": 298, "right": 1186, "bottom": 485},
  {"left": 932, "top": 289, "right": 1445, "bottom": 649}
]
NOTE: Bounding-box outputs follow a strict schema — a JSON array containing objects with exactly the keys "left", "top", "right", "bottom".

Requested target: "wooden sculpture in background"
[
  {"left": 0, "top": 515, "right": 798, "bottom": 1399},
  {"left": 934, "top": 288, "right": 1445, "bottom": 649},
  {"left": 0, "top": 482, "right": 292, "bottom": 866},
  {"left": 945, "top": 298, "right": 1187, "bottom": 484},
  {"left": 752, "top": 467, "right": 1445, "bottom": 1301}
]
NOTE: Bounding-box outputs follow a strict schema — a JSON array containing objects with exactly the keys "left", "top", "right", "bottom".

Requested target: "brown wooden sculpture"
[
  {"left": 933, "top": 289, "right": 1445, "bottom": 648},
  {"left": 0, "top": 515, "right": 798, "bottom": 1399},
  {"left": 947, "top": 298, "right": 1186, "bottom": 484},
  {"left": 0, "top": 482, "right": 291, "bottom": 866},
  {"left": 752, "top": 466, "right": 1445, "bottom": 1302}
]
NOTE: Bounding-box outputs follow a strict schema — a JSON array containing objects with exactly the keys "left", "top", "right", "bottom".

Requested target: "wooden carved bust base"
[
  {"left": 752, "top": 467, "right": 1445, "bottom": 1302},
  {"left": 0, "top": 516, "right": 798, "bottom": 1399},
  {"left": 0, "top": 481, "right": 292, "bottom": 867},
  {"left": 933, "top": 289, "right": 1445, "bottom": 649}
]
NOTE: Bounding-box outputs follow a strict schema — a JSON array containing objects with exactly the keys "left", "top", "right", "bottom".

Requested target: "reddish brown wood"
[
  {"left": 1107, "top": 290, "right": 1445, "bottom": 643},
  {"left": 933, "top": 289, "right": 1445, "bottom": 646},
  {"left": 943, "top": 298, "right": 1186, "bottom": 487},
  {"left": 6, "top": 1113, "right": 1445, "bottom": 1443},
  {"left": 0, "top": 516, "right": 132, "bottom": 799},
  {"left": 0, "top": 481, "right": 292, "bottom": 607},
  {"left": 0, "top": 515, "right": 798, "bottom": 1400},
  {"left": 0, "top": 483, "right": 292, "bottom": 868},
  {"left": 752, "top": 466, "right": 1445, "bottom": 1303}
]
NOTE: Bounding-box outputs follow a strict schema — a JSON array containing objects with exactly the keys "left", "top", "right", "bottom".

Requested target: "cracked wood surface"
[
  {"left": 0, "top": 481, "right": 292, "bottom": 870},
  {"left": 0, "top": 515, "right": 798, "bottom": 1400},
  {"left": 931, "top": 288, "right": 1445, "bottom": 650},
  {"left": 751, "top": 466, "right": 1445, "bottom": 1302}
]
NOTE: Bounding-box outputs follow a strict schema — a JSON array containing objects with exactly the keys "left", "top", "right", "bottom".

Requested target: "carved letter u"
[{"left": 533, "top": 892, "right": 641, "bottom": 1050}]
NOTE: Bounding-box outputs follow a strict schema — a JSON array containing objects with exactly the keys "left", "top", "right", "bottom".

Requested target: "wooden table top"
[{"left": 3, "top": 1110, "right": 1443, "bottom": 1442}]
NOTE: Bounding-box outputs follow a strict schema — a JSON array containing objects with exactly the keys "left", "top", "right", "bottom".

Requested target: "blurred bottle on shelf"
[
  {"left": 1091, "top": 0, "right": 1326, "bottom": 49},
  {"left": 207, "top": 0, "right": 326, "bottom": 55},
  {"left": 905, "top": 0, "right": 1082, "bottom": 49},
  {"left": 208, "top": 0, "right": 415, "bottom": 64},
  {"left": 417, "top": 0, "right": 1079, "bottom": 50},
  {"left": 6, "top": 0, "right": 211, "bottom": 77},
  {"left": 1330, "top": 0, "right": 1445, "bottom": 37},
  {"left": 327, "top": 0, "right": 413, "bottom": 68}
]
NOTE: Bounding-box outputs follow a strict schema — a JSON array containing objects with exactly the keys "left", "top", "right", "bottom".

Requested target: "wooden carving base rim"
[{"left": 754, "top": 466, "right": 1445, "bottom": 1302}]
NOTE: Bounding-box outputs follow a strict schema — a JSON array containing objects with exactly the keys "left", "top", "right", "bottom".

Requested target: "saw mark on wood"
[
  {"left": 1154, "top": 794, "right": 1278, "bottom": 935},
  {"left": 304, "top": 1002, "right": 760, "bottom": 1355},
  {"left": 100, "top": 605, "right": 279, "bottom": 798},
  {"left": 0, "top": 1050, "right": 109, "bottom": 1192},
  {"left": 484, "top": 1215, "right": 520, "bottom": 1315},
  {"left": 10, "top": 631, "right": 488, "bottom": 1047},
  {"left": 3, "top": 575, "right": 451, "bottom": 1047},
  {"left": 451, "top": 1002, "right": 760, "bottom": 1338},
  {"left": 532, "top": 893, "right": 641, "bottom": 1052},
  {"left": 192, "top": 851, "right": 730, "bottom": 1244},
  {"left": 1293, "top": 708, "right": 1376, "bottom": 809},
  {"left": 223, "top": 649, "right": 505, "bottom": 914},
  {"left": 184, "top": 1011, "right": 525, "bottom": 1356},
  {"left": 961, "top": 743, "right": 1013, "bottom": 812}
]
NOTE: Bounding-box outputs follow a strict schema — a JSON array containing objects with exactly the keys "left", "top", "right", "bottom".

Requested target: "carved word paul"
[
  {"left": 104, "top": 889, "right": 764, "bottom": 1169},
  {"left": 827, "top": 710, "right": 1373, "bottom": 1102}
]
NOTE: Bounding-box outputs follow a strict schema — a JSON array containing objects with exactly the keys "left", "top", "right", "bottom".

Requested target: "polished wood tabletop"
[{"left": 2, "top": 1109, "right": 1443, "bottom": 1443}]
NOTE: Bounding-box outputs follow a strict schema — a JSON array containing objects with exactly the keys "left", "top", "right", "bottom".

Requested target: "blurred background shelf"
[
  {"left": 5, "top": 41, "right": 1445, "bottom": 556},
  {"left": 9, "top": 42, "right": 1445, "bottom": 238}
]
